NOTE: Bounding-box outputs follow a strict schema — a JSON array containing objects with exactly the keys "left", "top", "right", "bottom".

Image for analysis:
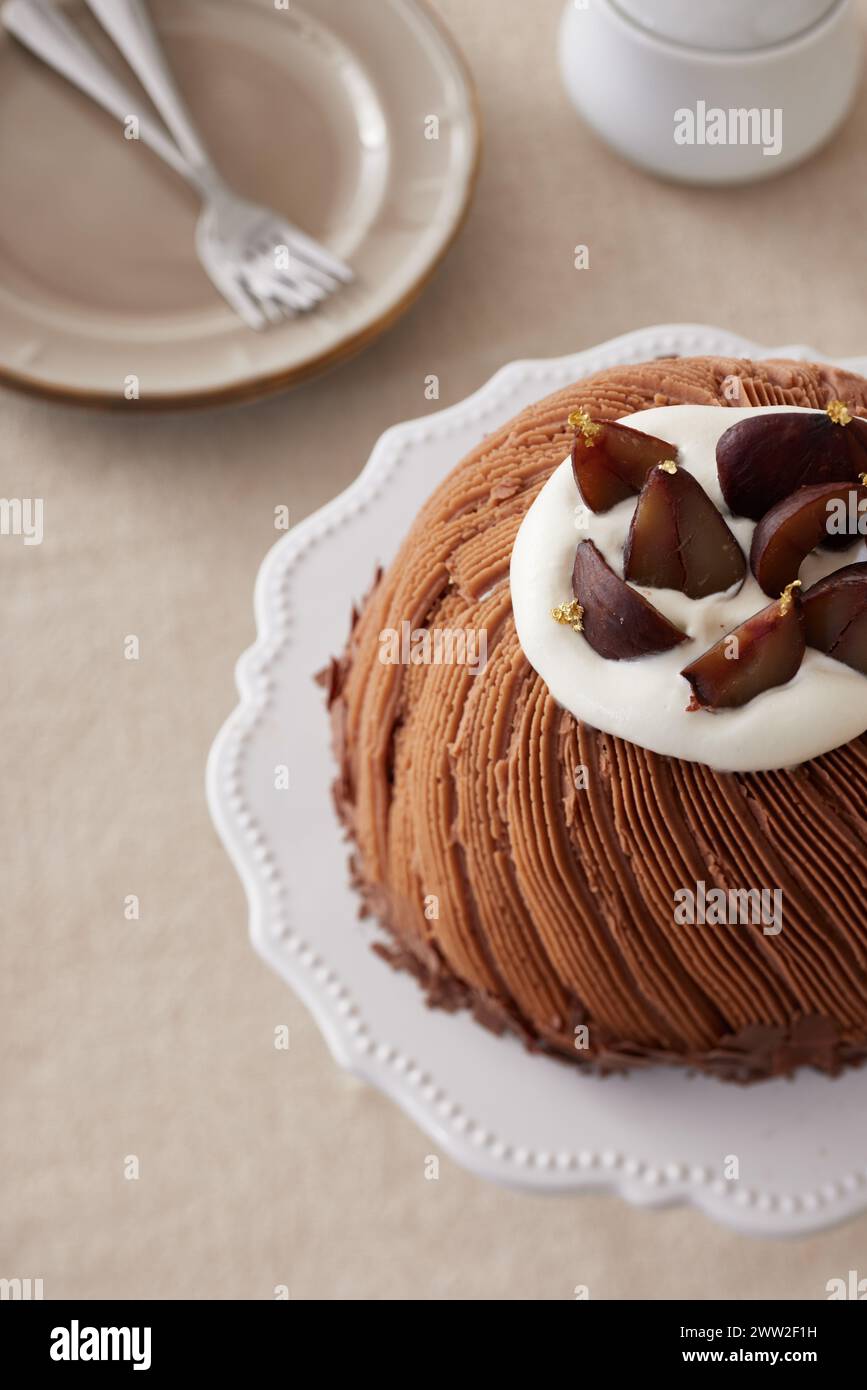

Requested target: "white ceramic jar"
[
  {"left": 614, "top": 0, "right": 839, "bottom": 51},
  {"left": 558, "top": 0, "right": 862, "bottom": 183}
]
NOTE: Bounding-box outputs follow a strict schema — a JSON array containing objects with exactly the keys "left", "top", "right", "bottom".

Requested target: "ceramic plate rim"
[{"left": 0, "top": 0, "right": 481, "bottom": 410}]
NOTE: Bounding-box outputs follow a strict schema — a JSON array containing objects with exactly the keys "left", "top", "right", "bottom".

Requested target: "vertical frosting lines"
[{"left": 328, "top": 356, "right": 867, "bottom": 1078}]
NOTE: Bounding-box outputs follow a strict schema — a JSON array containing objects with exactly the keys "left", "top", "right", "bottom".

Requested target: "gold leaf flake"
[
  {"left": 567, "top": 408, "right": 601, "bottom": 444},
  {"left": 551, "top": 599, "right": 585, "bottom": 633},
  {"left": 827, "top": 399, "right": 853, "bottom": 426},
  {"left": 779, "top": 579, "right": 802, "bottom": 616}
]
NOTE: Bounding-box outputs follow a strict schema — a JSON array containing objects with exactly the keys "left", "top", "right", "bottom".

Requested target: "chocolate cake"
[{"left": 324, "top": 356, "right": 867, "bottom": 1082}]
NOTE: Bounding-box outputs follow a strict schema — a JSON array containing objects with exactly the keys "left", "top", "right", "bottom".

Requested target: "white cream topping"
[{"left": 510, "top": 405, "right": 867, "bottom": 772}]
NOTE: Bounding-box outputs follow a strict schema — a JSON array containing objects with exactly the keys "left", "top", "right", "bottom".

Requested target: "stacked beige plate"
[{"left": 0, "top": 0, "right": 479, "bottom": 407}]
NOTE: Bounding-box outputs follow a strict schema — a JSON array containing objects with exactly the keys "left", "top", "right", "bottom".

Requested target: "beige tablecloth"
[{"left": 4, "top": 0, "right": 867, "bottom": 1300}]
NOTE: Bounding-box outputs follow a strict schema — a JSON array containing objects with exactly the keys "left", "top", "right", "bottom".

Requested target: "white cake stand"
[{"left": 207, "top": 324, "right": 867, "bottom": 1236}]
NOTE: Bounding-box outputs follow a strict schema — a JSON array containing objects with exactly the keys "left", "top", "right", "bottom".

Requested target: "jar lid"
[{"left": 611, "top": 0, "right": 838, "bottom": 52}]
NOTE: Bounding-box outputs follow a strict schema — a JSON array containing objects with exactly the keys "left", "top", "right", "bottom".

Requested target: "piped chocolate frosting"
[{"left": 323, "top": 356, "right": 867, "bottom": 1083}]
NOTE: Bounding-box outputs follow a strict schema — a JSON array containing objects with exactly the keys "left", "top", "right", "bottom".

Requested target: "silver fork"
[{"left": 1, "top": 0, "right": 353, "bottom": 329}]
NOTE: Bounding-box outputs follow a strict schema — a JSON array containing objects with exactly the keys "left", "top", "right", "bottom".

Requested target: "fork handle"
[
  {"left": 1, "top": 0, "right": 191, "bottom": 181},
  {"left": 85, "top": 0, "right": 221, "bottom": 189}
]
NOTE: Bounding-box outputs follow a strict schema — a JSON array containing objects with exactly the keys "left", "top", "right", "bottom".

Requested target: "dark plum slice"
[
  {"left": 565, "top": 539, "right": 687, "bottom": 660},
  {"left": 750, "top": 481, "right": 867, "bottom": 596},
  {"left": 623, "top": 461, "right": 745, "bottom": 598},
  {"left": 681, "top": 583, "right": 805, "bottom": 711},
  {"left": 569, "top": 409, "right": 679, "bottom": 513},
  {"left": 802, "top": 562, "right": 867, "bottom": 675},
  {"left": 716, "top": 401, "right": 867, "bottom": 521}
]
